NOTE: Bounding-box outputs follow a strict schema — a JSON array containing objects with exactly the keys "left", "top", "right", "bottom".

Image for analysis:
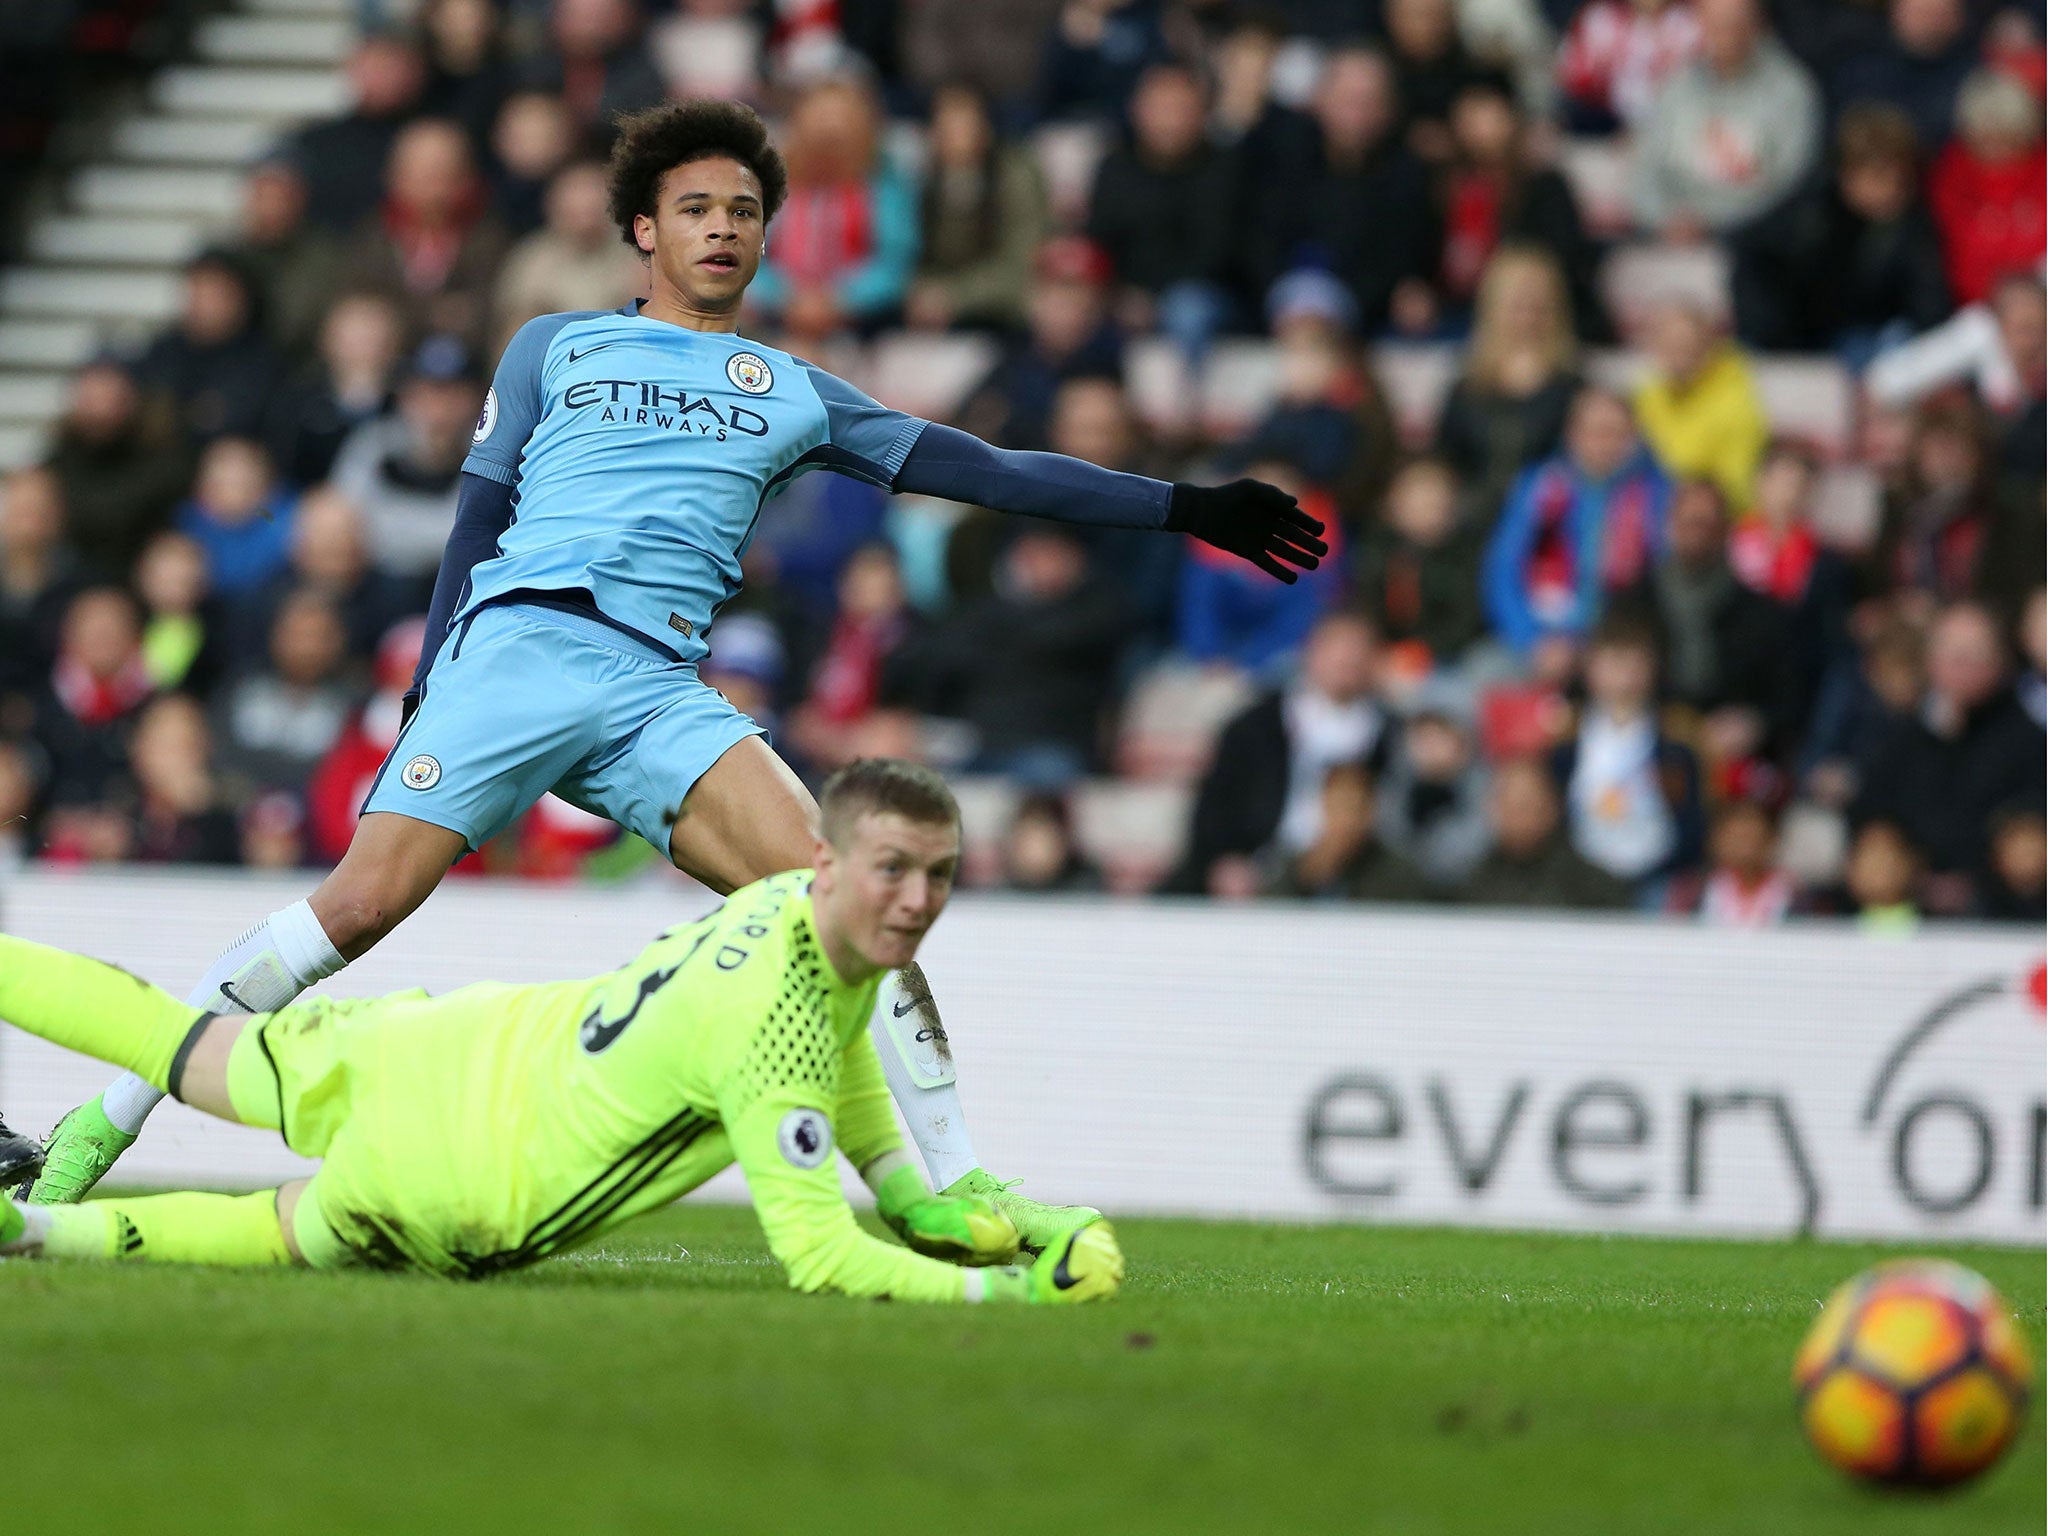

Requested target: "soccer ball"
[{"left": 1794, "top": 1259, "right": 2032, "bottom": 1488}]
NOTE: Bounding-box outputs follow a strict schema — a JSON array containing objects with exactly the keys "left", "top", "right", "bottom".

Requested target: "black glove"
[{"left": 1166, "top": 479, "right": 1329, "bottom": 584}]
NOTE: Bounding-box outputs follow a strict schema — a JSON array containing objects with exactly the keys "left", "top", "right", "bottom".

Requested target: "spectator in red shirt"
[
  {"left": 1928, "top": 69, "right": 2046, "bottom": 306},
  {"left": 1731, "top": 440, "right": 1822, "bottom": 603},
  {"left": 1668, "top": 797, "right": 1796, "bottom": 924},
  {"left": 350, "top": 118, "right": 511, "bottom": 344},
  {"left": 125, "top": 693, "right": 239, "bottom": 866}
]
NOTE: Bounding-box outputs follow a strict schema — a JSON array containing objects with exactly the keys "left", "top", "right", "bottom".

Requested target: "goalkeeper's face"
[
  {"left": 634, "top": 157, "right": 766, "bottom": 315},
  {"left": 813, "top": 812, "right": 961, "bottom": 976}
]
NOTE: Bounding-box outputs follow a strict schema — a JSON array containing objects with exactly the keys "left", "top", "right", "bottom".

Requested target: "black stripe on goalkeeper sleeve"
[
  {"left": 412, "top": 471, "right": 517, "bottom": 692},
  {"left": 891, "top": 422, "right": 1172, "bottom": 530}
]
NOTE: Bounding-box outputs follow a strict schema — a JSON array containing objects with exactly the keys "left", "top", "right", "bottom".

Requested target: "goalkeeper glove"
[
  {"left": 874, "top": 1163, "right": 1020, "bottom": 1265},
  {"left": 978, "top": 1220, "right": 1124, "bottom": 1304},
  {"left": 1166, "top": 478, "right": 1329, "bottom": 584}
]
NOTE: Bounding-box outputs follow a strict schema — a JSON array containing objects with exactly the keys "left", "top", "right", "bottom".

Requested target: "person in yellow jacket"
[{"left": 1633, "top": 300, "right": 1770, "bottom": 508}]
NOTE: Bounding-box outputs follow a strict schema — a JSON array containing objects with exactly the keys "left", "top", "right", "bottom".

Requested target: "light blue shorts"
[{"left": 360, "top": 602, "right": 765, "bottom": 854}]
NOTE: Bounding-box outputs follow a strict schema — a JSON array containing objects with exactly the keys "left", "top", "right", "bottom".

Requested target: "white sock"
[
  {"left": 98, "top": 900, "right": 346, "bottom": 1135},
  {"left": 868, "top": 968, "right": 981, "bottom": 1192}
]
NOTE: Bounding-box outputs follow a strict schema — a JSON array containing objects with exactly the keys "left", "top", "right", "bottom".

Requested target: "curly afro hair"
[{"left": 606, "top": 99, "right": 789, "bottom": 251}]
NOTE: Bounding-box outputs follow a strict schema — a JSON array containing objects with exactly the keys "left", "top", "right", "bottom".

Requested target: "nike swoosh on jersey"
[
  {"left": 578, "top": 963, "right": 681, "bottom": 1053},
  {"left": 564, "top": 343, "right": 615, "bottom": 364}
]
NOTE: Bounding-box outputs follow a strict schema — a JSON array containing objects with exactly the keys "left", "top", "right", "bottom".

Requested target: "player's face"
[
  {"left": 635, "top": 157, "right": 766, "bottom": 314},
  {"left": 816, "top": 812, "right": 960, "bottom": 975}
]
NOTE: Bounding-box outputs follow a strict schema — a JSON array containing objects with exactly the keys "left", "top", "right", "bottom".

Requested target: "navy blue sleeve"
[
  {"left": 411, "top": 472, "right": 516, "bottom": 690},
  {"left": 462, "top": 312, "right": 587, "bottom": 485},
  {"left": 797, "top": 361, "right": 929, "bottom": 486},
  {"left": 890, "top": 422, "right": 1172, "bottom": 530}
]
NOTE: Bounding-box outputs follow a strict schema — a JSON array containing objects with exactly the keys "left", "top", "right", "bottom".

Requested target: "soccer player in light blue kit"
[{"left": 33, "top": 100, "right": 1325, "bottom": 1246}]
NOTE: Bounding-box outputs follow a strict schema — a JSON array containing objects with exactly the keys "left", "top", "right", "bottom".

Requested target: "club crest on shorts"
[
  {"left": 776, "top": 1107, "right": 833, "bottom": 1169},
  {"left": 726, "top": 352, "right": 773, "bottom": 395},
  {"left": 401, "top": 754, "right": 443, "bottom": 790},
  {"left": 472, "top": 387, "right": 498, "bottom": 443}
]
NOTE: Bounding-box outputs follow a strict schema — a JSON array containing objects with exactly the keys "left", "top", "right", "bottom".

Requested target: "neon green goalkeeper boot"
[
  {"left": 18, "top": 1100, "right": 135, "bottom": 1204},
  {"left": 942, "top": 1168, "right": 1102, "bottom": 1257}
]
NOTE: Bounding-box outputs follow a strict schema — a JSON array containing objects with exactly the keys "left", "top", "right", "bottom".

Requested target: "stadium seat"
[
  {"left": 1557, "top": 136, "right": 1636, "bottom": 239},
  {"left": 868, "top": 331, "right": 1000, "bottom": 422},
  {"left": 1073, "top": 779, "right": 1192, "bottom": 893},
  {"left": 1600, "top": 242, "right": 1732, "bottom": 338},
  {"left": 1752, "top": 356, "right": 1856, "bottom": 458},
  {"left": 1198, "top": 338, "right": 1285, "bottom": 439},
  {"left": 1030, "top": 121, "right": 1110, "bottom": 229},
  {"left": 1369, "top": 343, "right": 1462, "bottom": 446},
  {"left": 1115, "top": 660, "right": 1257, "bottom": 782}
]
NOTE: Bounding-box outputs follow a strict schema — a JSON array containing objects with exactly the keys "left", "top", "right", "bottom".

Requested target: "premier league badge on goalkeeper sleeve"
[{"left": 777, "top": 1108, "right": 833, "bottom": 1169}]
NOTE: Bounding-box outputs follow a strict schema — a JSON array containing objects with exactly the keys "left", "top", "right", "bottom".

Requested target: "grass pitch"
[{"left": 0, "top": 1209, "right": 2038, "bottom": 1535}]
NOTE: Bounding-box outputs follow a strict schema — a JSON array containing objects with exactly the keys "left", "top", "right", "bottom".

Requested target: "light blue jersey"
[{"left": 459, "top": 301, "right": 926, "bottom": 664}]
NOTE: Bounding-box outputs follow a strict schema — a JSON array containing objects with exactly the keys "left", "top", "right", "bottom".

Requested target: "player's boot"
[
  {"left": 942, "top": 1168, "right": 1102, "bottom": 1257},
  {"left": 17, "top": 1100, "right": 134, "bottom": 1204},
  {"left": 0, "top": 1116, "right": 45, "bottom": 1192}
]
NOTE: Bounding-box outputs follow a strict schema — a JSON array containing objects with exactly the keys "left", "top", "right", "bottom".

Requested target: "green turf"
[{"left": 1, "top": 1210, "right": 2038, "bottom": 1535}]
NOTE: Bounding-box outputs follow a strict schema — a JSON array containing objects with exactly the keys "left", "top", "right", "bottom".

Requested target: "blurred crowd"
[{"left": 1, "top": 0, "right": 2042, "bottom": 929}]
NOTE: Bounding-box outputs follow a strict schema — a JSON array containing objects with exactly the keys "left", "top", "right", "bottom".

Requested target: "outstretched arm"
[
  {"left": 799, "top": 364, "right": 1329, "bottom": 584},
  {"left": 895, "top": 425, "right": 1327, "bottom": 583}
]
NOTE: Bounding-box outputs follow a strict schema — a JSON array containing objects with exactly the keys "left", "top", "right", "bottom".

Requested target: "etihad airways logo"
[{"left": 563, "top": 379, "right": 769, "bottom": 438}]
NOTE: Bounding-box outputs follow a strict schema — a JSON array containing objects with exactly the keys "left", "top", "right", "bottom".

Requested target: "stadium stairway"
[{"left": 0, "top": 0, "right": 351, "bottom": 470}]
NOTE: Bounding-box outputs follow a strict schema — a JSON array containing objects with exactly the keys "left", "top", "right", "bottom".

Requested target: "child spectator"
[
  {"left": 1239, "top": 302, "right": 1400, "bottom": 523},
  {"left": 1557, "top": 0, "right": 1700, "bottom": 132},
  {"left": 1553, "top": 616, "right": 1704, "bottom": 894},
  {"left": 213, "top": 588, "right": 358, "bottom": 795},
  {"left": 1669, "top": 798, "right": 1795, "bottom": 924},
  {"left": 1927, "top": 69, "right": 2046, "bottom": 308},
  {"left": 175, "top": 437, "right": 296, "bottom": 597},
  {"left": 1460, "top": 754, "right": 1630, "bottom": 908},
  {"left": 35, "top": 587, "right": 154, "bottom": 809},
  {"left": 1979, "top": 808, "right": 2047, "bottom": 923},
  {"left": 1730, "top": 441, "right": 1821, "bottom": 603},
  {"left": 132, "top": 532, "right": 218, "bottom": 695},
  {"left": 125, "top": 693, "right": 239, "bottom": 866},
  {"left": 1633, "top": 300, "right": 1770, "bottom": 508},
  {"left": 1274, "top": 761, "right": 1434, "bottom": 902},
  {"left": 997, "top": 792, "right": 1104, "bottom": 894},
  {"left": 1484, "top": 387, "right": 1670, "bottom": 657},
  {"left": 1176, "top": 459, "right": 1340, "bottom": 677},
  {"left": 1801, "top": 615, "right": 1926, "bottom": 805},
  {"left": 1843, "top": 819, "right": 1922, "bottom": 932},
  {"left": 748, "top": 78, "right": 917, "bottom": 340},
  {"left": 1861, "top": 400, "right": 1997, "bottom": 609},
  {"left": 1378, "top": 686, "right": 1492, "bottom": 885},
  {"left": 1434, "top": 244, "right": 1583, "bottom": 526},
  {"left": 905, "top": 84, "right": 1047, "bottom": 335},
  {"left": 1356, "top": 456, "right": 1486, "bottom": 668}
]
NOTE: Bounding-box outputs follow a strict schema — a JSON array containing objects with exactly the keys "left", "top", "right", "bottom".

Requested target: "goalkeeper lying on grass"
[{"left": 0, "top": 758, "right": 1122, "bottom": 1303}]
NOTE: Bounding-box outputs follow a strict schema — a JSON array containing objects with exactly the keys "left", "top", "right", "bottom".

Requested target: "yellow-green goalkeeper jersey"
[{"left": 305, "top": 870, "right": 968, "bottom": 1298}]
